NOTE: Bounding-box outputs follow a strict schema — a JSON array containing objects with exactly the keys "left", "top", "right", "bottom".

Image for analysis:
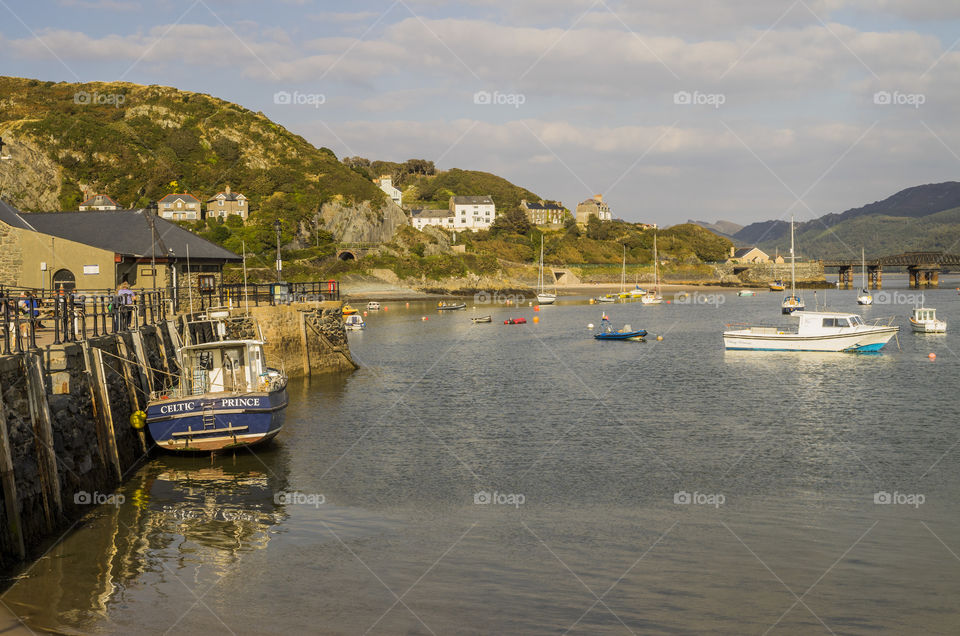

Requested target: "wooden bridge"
[{"left": 822, "top": 251, "right": 960, "bottom": 288}]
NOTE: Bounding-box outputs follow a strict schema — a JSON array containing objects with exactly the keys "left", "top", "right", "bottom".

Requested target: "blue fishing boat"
[
  {"left": 146, "top": 315, "right": 288, "bottom": 452},
  {"left": 594, "top": 315, "right": 647, "bottom": 341}
]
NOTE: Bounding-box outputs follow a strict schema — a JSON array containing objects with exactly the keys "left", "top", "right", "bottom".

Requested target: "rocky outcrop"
[
  {"left": 320, "top": 199, "right": 408, "bottom": 244},
  {"left": 0, "top": 128, "right": 62, "bottom": 211}
]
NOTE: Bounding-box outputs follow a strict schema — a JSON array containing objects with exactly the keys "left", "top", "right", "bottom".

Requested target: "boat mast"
[
  {"left": 538, "top": 235, "right": 544, "bottom": 294},
  {"left": 653, "top": 229, "right": 660, "bottom": 295},
  {"left": 861, "top": 247, "right": 866, "bottom": 290},
  {"left": 621, "top": 244, "right": 626, "bottom": 293},
  {"left": 790, "top": 215, "right": 796, "bottom": 299}
]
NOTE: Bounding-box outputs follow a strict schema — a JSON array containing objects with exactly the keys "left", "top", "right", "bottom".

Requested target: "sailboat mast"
[
  {"left": 790, "top": 215, "right": 796, "bottom": 298},
  {"left": 861, "top": 247, "right": 866, "bottom": 288},
  {"left": 654, "top": 230, "right": 659, "bottom": 293},
  {"left": 538, "top": 235, "right": 544, "bottom": 293},
  {"left": 621, "top": 245, "right": 626, "bottom": 293}
]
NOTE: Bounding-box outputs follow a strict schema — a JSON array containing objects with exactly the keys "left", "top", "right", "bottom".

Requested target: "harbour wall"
[
  {"left": 713, "top": 261, "right": 825, "bottom": 285},
  {"left": 0, "top": 304, "right": 353, "bottom": 573}
]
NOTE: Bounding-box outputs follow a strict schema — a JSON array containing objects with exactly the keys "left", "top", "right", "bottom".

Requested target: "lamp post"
[{"left": 274, "top": 219, "right": 282, "bottom": 283}]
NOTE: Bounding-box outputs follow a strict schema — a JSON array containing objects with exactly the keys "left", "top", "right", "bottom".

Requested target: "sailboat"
[
  {"left": 641, "top": 229, "right": 663, "bottom": 305},
  {"left": 781, "top": 216, "right": 805, "bottom": 314},
  {"left": 536, "top": 235, "right": 557, "bottom": 305},
  {"left": 856, "top": 248, "right": 872, "bottom": 305}
]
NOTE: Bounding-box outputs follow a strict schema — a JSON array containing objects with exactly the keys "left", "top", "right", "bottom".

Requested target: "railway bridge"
[{"left": 822, "top": 251, "right": 960, "bottom": 288}]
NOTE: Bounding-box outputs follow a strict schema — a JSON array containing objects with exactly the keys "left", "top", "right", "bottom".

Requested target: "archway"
[
  {"left": 338, "top": 250, "right": 356, "bottom": 261},
  {"left": 52, "top": 268, "right": 76, "bottom": 292}
]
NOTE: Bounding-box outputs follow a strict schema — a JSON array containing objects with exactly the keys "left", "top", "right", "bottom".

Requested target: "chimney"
[
  {"left": 225, "top": 185, "right": 231, "bottom": 195},
  {"left": 730, "top": 246, "right": 735, "bottom": 257},
  {"left": 594, "top": 194, "right": 603, "bottom": 202}
]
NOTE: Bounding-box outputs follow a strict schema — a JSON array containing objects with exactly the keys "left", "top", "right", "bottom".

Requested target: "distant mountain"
[
  {"left": 732, "top": 182, "right": 960, "bottom": 258},
  {"left": 689, "top": 219, "right": 743, "bottom": 239}
]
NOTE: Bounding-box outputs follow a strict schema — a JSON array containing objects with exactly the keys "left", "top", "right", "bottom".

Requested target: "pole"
[
  {"left": 242, "top": 240, "right": 250, "bottom": 315},
  {"left": 186, "top": 244, "right": 194, "bottom": 313},
  {"left": 275, "top": 219, "right": 282, "bottom": 283},
  {"left": 790, "top": 215, "right": 796, "bottom": 299}
]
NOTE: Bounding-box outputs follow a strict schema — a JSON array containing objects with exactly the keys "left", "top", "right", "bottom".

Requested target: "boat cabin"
[
  {"left": 796, "top": 311, "right": 866, "bottom": 332},
  {"left": 912, "top": 308, "right": 937, "bottom": 322},
  {"left": 181, "top": 340, "right": 268, "bottom": 395}
]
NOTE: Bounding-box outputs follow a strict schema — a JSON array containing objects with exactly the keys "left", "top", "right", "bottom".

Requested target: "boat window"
[
  {"left": 850, "top": 316, "right": 863, "bottom": 326},
  {"left": 822, "top": 318, "right": 838, "bottom": 327}
]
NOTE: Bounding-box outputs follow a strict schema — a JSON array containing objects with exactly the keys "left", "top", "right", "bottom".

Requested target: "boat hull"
[
  {"left": 910, "top": 319, "right": 946, "bottom": 333},
  {"left": 536, "top": 293, "right": 557, "bottom": 305},
  {"left": 595, "top": 330, "right": 647, "bottom": 341},
  {"left": 723, "top": 327, "right": 898, "bottom": 352},
  {"left": 146, "top": 389, "right": 288, "bottom": 452}
]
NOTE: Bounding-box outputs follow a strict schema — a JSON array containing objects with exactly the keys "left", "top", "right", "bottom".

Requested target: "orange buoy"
[
  {"left": 533, "top": 316, "right": 539, "bottom": 323},
  {"left": 422, "top": 316, "right": 428, "bottom": 321},
  {"left": 534, "top": 305, "right": 540, "bottom": 311},
  {"left": 666, "top": 300, "right": 671, "bottom": 304},
  {"left": 405, "top": 302, "right": 409, "bottom": 307},
  {"left": 383, "top": 306, "right": 388, "bottom": 311},
  {"left": 929, "top": 352, "right": 936, "bottom": 360}
]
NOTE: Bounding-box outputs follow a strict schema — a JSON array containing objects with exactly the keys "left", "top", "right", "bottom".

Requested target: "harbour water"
[{"left": 4, "top": 279, "right": 960, "bottom": 634}]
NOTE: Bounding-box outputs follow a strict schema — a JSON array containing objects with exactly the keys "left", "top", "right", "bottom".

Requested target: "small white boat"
[
  {"left": 366, "top": 301, "right": 380, "bottom": 310},
  {"left": 536, "top": 236, "right": 557, "bottom": 305},
  {"left": 344, "top": 314, "right": 365, "bottom": 330},
  {"left": 641, "top": 230, "right": 663, "bottom": 304},
  {"left": 856, "top": 289, "right": 873, "bottom": 305},
  {"left": 910, "top": 307, "right": 946, "bottom": 333},
  {"left": 738, "top": 290, "right": 757, "bottom": 297},
  {"left": 595, "top": 295, "right": 616, "bottom": 303},
  {"left": 723, "top": 311, "right": 899, "bottom": 352},
  {"left": 780, "top": 216, "right": 805, "bottom": 314}
]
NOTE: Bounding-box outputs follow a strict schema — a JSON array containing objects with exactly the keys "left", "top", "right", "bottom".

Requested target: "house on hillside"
[
  {"left": 375, "top": 175, "right": 402, "bottom": 206},
  {"left": 79, "top": 194, "right": 120, "bottom": 211},
  {"left": 727, "top": 246, "right": 769, "bottom": 264},
  {"left": 206, "top": 185, "right": 248, "bottom": 220},
  {"left": 411, "top": 208, "right": 455, "bottom": 230},
  {"left": 575, "top": 195, "right": 612, "bottom": 226},
  {"left": 449, "top": 195, "right": 495, "bottom": 229},
  {"left": 0, "top": 200, "right": 240, "bottom": 296},
  {"left": 158, "top": 193, "right": 203, "bottom": 221},
  {"left": 521, "top": 199, "right": 566, "bottom": 226}
]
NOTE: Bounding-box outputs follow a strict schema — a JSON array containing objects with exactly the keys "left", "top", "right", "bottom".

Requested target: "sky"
[{"left": 2, "top": 0, "right": 960, "bottom": 228}]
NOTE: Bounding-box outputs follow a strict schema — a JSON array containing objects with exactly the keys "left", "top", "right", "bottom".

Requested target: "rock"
[{"left": 321, "top": 199, "right": 408, "bottom": 244}]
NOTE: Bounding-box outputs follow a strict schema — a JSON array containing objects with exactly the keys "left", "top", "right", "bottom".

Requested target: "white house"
[
  {"left": 449, "top": 195, "right": 495, "bottom": 229},
  {"left": 375, "top": 175, "right": 402, "bottom": 206},
  {"left": 411, "top": 208, "right": 455, "bottom": 230},
  {"left": 79, "top": 194, "right": 120, "bottom": 211}
]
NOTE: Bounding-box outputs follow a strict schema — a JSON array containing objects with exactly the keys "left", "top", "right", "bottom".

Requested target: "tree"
[{"left": 490, "top": 208, "right": 532, "bottom": 236}]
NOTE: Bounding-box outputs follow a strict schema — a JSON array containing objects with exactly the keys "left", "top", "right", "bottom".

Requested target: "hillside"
[
  {"left": 689, "top": 219, "right": 743, "bottom": 239},
  {"left": 732, "top": 182, "right": 960, "bottom": 258},
  {"left": 0, "top": 76, "right": 387, "bottom": 253}
]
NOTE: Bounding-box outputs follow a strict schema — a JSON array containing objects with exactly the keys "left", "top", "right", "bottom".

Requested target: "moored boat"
[
  {"left": 146, "top": 315, "right": 288, "bottom": 452},
  {"left": 470, "top": 315, "right": 492, "bottom": 323},
  {"left": 780, "top": 216, "right": 805, "bottom": 314},
  {"left": 640, "top": 229, "right": 663, "bottom": 305},
  {"left": 366, "top": 301, "right": 381, "bottom": 310},
  {"left": 594, "top": 315, "right": 646, "bottom": 341},
  {"left": 344, "top": 314, "right": 365, "bottom": 330},
  {"left": 536, "top": 235, "right": 557, "bottom": 305},
  {"left": 909, "top": 307, "right": 946, "bottom": 333},
  {"left": 723, "top": 311, "right": 899, "bottom": 352},
  {"left": 856, "top": 249, "right": 872, "bottom": 305},
  {"left": 504, "top": 317, "right": 527, "bottom": 325},
  {"left": 769, "top": 280, "right": 785, "bottom": 292},
  {"left": 437, "top": 302, "right": 467, "bottom": 311},
  {"left": 738, "top": 290, "right": 757, "bottom": 297},
  {"left": 342, "top": 304, "right": 359, "bottom": 315}
]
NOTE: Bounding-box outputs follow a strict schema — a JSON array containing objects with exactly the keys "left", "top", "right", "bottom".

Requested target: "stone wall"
[
  {"left": 713, "top": 261, "right": 825, "bottom": 284},
  {"left": 0, "top": 225, "right": 23, "bottom": 286},
  {"left": 247, "top": 302, "right": 356, "bottom": 377}
]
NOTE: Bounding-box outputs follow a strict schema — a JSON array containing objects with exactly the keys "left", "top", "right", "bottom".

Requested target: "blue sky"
[{"left": 2, "top": 0, "right": 960, "bottom": 228}]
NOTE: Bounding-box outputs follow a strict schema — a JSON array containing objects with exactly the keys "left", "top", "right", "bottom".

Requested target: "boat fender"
[{"left": 130, "top": 410, "right": 147, "bottom": 429}]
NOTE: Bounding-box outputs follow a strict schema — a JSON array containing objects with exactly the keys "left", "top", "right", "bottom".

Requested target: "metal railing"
[
  {"left": 0, "top": 288, "right": 169, "bottom": 353},
  {"left": 217, "top": 281, "right": 340, "bottom": 306}
]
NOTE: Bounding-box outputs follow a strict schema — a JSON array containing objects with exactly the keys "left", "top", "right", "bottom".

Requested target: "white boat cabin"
[
  {"left": 182, "top": 340, "right": 268, "bottom": 395},
  {"left": 912, "top": 307, "right": 938, "bottom": 322},
  {"left": 796, "top": 311, "right": 867, "bottom": 333}
]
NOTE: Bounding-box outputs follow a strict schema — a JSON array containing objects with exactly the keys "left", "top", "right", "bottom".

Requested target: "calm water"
[{"left": 5, "top": 278, "right": 960, "bottom": 635}]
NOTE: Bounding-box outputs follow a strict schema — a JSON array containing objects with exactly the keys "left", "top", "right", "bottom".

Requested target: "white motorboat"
[
  {"left": 909, "top": 307, "right": 946, "bottom": 333},
  {"left": 366, "top": 301, "right": 381, "bottom": 310},
  {"left": 344, "top": 314, "right": 365, "bottom": 330},
  {"left": 723, "top": 311, "right": 899, "bottom": 352}
]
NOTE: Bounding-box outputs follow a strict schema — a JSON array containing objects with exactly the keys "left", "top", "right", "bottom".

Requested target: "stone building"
[
  {"left": 0, "top": 200, "right": 240, "bottom": 294},
  {"left": 727, "top": 246, "right": 769, "bottom": 264},
  {"left": 575, "top": 195, "right": 612, "bottom": 226},
  {"left": 521, "top": 199, "right": 566, "bottom": 226},
  {"left": 206, "top": 185, "right": 249, "bottom": 220},
  {"left": 157, "top": 193, "right": 203, "bottom": 221}
]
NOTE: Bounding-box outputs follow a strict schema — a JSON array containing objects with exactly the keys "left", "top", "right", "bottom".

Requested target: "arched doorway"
[
  {"left": 338, "top": 250, "right": 356, "bottom": 261},
  {"left": 52, "top": 268, "right": 76, "bottom": 292}
]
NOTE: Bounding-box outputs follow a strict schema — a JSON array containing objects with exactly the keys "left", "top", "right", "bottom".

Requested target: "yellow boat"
[
  {"left": 768, "top": 280, "right": 785, "bottom": 291},
  {"left": 342, "top": 304, "right": 359, "bottom": 315}
]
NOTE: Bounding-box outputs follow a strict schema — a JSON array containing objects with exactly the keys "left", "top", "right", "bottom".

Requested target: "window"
[
  {"left": 177, "top": 201, "right": 183, "bottom": 208},
  {"left": 219, "top": 200, "right": 224, "bottom": 206},
  {"left": 238, "top": 200, "right": 244, "bottom": 206},
  {"left": 822, "top": 318, "right": 838, "bottom": 328},
  {"left": 197, "top": 275, "right": 216, "bottom": 292}
]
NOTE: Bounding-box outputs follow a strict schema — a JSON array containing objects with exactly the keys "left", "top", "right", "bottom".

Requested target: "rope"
[{"left": 95, "top": 346, "right": 180, "bottom": 380}]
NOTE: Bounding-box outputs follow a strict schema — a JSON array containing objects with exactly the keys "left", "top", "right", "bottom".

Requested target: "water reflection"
[{"left": 2, "top": 451, "right": 290, "bottom": 633}]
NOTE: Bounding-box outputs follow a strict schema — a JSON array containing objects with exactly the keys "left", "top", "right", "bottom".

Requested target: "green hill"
[{"left": 0, "top": 76, "right": 386, "bottom": 254}]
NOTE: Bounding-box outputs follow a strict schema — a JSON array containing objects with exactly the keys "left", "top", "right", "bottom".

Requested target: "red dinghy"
[{"left": 504, "top": 317, "right": 527, "bottom": 325}]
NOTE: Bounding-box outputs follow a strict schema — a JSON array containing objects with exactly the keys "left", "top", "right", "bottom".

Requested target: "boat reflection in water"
[{"left": 1, "top": 453, "right": 289, "bottom": 633}]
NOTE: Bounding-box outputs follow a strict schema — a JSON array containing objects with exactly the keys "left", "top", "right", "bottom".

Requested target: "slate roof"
[
  {"left": 411, "top": 209, "right": 454, "bottom": 219},
  {"left": 451, "top": 196, "right": 494, "bottom": 205},
  {"left": 0, "top": 199, "right": 36, "bottom": 231},
  {"left": 733, "top": 247, "right": 764, "bottom": 258},
  {"left": 22, "top": 210, "right": 241, "bottom": 261},
  {"left": 206, "top": 191, "right": 246, "bottom": 203},
  {"left": 158, "top": 193, "right": 201, "bottom": 204},
  {"left": 522, "top": 200, "right": 564, "bottom": 211}
]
